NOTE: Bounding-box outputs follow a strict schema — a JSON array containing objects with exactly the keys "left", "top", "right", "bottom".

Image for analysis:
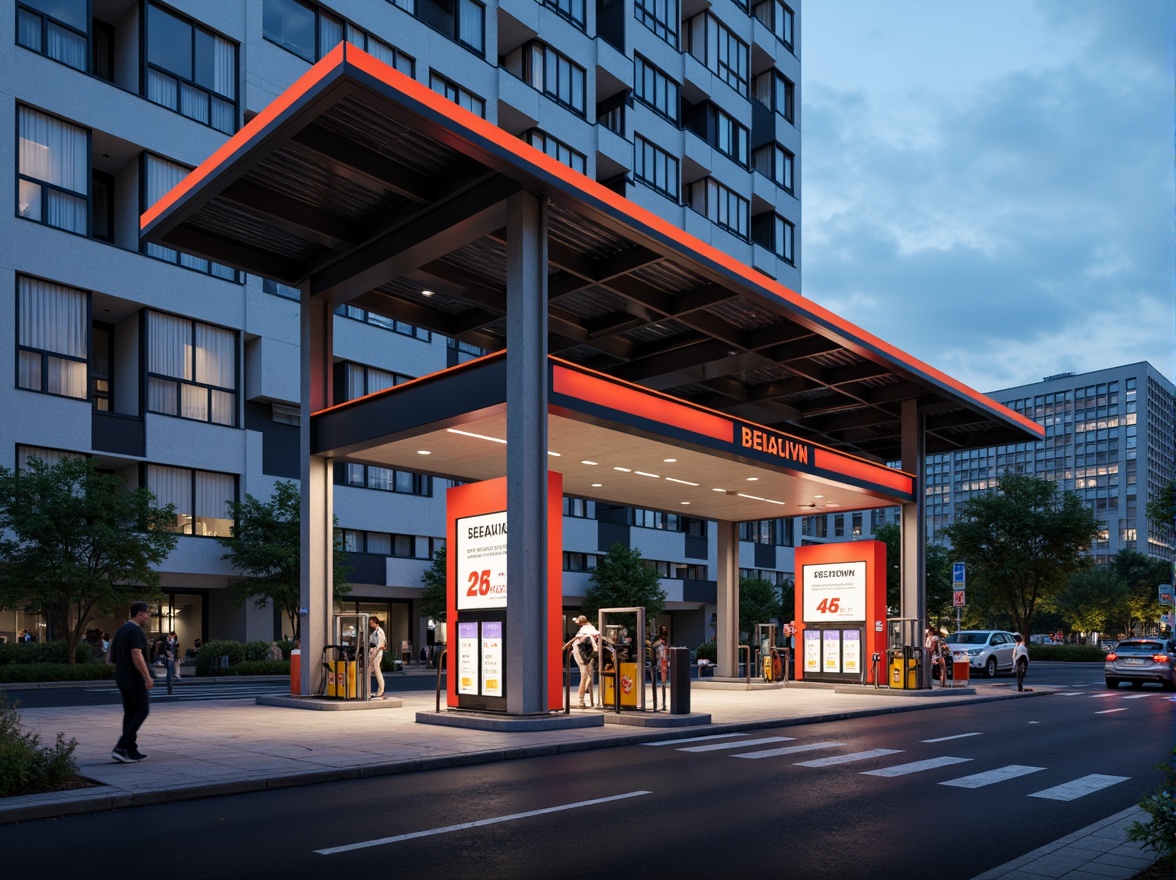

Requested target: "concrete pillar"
[
  {"left": 715, "top": 520, "right": 740, "bottom": 677},
  {"left": 300, "top": 292, "right": 334, "bottom": 697},
  {"left": 504, "top": 192, "right": 548, "bottom": 715},
  {"left": 900, "top": 398, "right": 927, "bottom": 684}
]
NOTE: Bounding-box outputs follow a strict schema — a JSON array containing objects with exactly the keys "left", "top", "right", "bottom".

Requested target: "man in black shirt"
[{"left": 108, "top": 601, "right": 154, "bottom": 763}]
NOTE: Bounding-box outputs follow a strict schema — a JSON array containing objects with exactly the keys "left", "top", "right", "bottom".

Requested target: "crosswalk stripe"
[
  {"left": 1057, "top": 692, "right": 1084, "bottom": 696},
  {"left": 1089, "top": 693, "right": 1117, "bottom": 698},
  {"left": 1122, "top": 694, "right": 1154, "bottom": 699},
  {"left": 642, "top": 733, "right": 747, "bottom": 747},
  {"left": 940, "top": 765, "right": 1044, "bottom": 788},
  {"left": 922, "top": 732, "right": 981, "bottom": 743},
  {"left": 863, "top": 756, "right": 973, "bottom": 777},
  {"left": 795, "top": 749, "right": 903, "bottom": 767},
  {"left": 1028, "top": 774, "right": 1130, "bottom": 801},
  {"left": 732, "top": 741, "right": 843, "bottom": 760},
  {"left": 679, "top": 736, "right": 793, "bottom": 752}
]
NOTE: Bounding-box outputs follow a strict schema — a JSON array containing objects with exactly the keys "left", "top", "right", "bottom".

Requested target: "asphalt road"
[{"left": 0, "top": 663, "right": 1167, "bottom": 879}]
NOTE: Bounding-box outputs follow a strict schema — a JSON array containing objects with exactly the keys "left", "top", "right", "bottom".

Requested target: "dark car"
[{"left": 1104, "top": 638, "right": 1176, "bottom": 690}]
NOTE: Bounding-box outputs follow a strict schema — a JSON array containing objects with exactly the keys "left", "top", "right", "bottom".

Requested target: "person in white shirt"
[
  {"left": 1012, "top": 633, "right": 1030, "bottom": 692},
  {"left": 564, "top": 615, "right": 600, "bottom": 708},
  {"left": 368, "top": 617, "right": 387, "bottom": 699}
]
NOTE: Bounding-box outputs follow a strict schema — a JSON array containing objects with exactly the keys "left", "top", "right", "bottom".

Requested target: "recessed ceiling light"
[
  {"left": 712, "top": 487, "right": 727, "bottom": 493},
  {"left": 680, "top": 501, "right": 690, "bottom": 505},
  {"left": 581, "top": 460, "right": 598, "bottom": 466},
  {"left": 416, "top": 450, "right": 431, "bottom": 455},
  {"left": 737, "top": 493, "right": 765, "bottom": 502},
  {"left": 663, "top": 458, "right": 677, "bottom": 463},
  {"left": 665, "top": 477, "right": 699, "bottom": 486},
  {"left": 613, "top": 467, "right": 631, "bottom": 472},
  {"left": 746, "top": 477, "right": 759, "bottom": 481},
  {"left": 635, "top": 471, "right": 659, "bottom": 478},
  {"left": 813, "top": 494, "right": 824, "bottom": 499},
  {"left": 825, "top": 502, "right": 840, "bottom": 508},
  {"left": 421, "top": 289, "right": 435, "bottom": 297},
  {"left": 547, "top": 451, "right": 561, "bottom": 457},
  {"left": 591, "top": 483, "right": 602, "bottom": 488}
]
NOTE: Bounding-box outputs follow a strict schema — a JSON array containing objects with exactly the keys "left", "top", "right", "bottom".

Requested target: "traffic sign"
[
  {"left": 953, "top": 590, "right": 966, "bottom": 608},
  {"left": 952, "top": 562, "right": 966, "bottom": 586},
  {"left": 1160, "top": 585, "right": 1174, "bottom": 606}
]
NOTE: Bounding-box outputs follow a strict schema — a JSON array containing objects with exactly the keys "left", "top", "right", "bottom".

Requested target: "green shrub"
[
  {"left": 1127, "top": 747, "right": 1176, "bottom": 867},
  {"left": 1028, "top": 644, "right": 1105, "bottom": 662},
  {"left": 194, "top": 640, "right": 246, "bottom": 676},
  {"left": 0, "top": 663, "right": 113, "bottom": 683},
  {"left": 0, "top": 698, "right": 79, "bottom": 797},
  {"left": 0, "top": 641, "right": 93, "bottom": 666},
  {"left": 243, "top": 640, "right": 275, "bottom": 662},
  {"left": 695, "top": 639, "right": 717, "bottom": 663},
  {"left": 232, "top": 660, "right": 290, "bottom": 676},
  {"left": 277, "top": 639, "right": 296, "bottom": 659}
]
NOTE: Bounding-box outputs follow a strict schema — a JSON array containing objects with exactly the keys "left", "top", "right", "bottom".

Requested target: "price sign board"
[
  {"left": 953, "top": 590, "right": 966, "bottom": 608},
  {"left": 455, "top": 511, "right": 508, "bottom": 610},
  {"left": 802, "top": 561, "right": 866, "bottom": 621}
]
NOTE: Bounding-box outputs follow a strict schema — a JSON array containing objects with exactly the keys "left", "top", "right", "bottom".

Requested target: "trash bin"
[
  {"left": 888, "top": 649, "right": 918, "bottom": 689},
  {"left": 290, "top": 648, "right": 301, "bottom": 696},
  {"left": 326, "top": 659, "right": 356, "bottom": 698},
  {"left": 952, "top": 652, "right": 970, "bottom": 686},
  {"left": 601, "top": 661, "right": 639, "bottom": 707},
  {"left": 669, "top": 647, "right": 691, "bottom": 714}
]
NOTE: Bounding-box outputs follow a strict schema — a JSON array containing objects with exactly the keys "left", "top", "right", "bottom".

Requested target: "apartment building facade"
[{"left": 1, "top": 0, "right": 802, "bottom": 650}]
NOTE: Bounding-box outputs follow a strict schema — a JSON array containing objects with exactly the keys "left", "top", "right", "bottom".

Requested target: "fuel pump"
[{"left": 756, "top": 623, "right": 778, "bottom": 682}]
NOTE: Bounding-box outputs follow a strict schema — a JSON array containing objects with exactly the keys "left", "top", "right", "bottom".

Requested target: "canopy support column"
[
  {"left": 900, "top": 398, "right": 927, "bottom": 684},
  {"left": 716, "top": 520, "right": 740, "bottom": 677},
  {"left": 505, "top": 191, "right": 548, "bottom": 715}
]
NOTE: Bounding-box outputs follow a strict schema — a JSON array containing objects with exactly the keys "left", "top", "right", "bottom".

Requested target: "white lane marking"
[
  {"left": 940, "top": 765, "right": 1045, "bottom": 789},
  {"left": 1057, "top": 692, "right": 1085, "bottom": 696},
  {"left": 315, "top": 791, "right": 653, "bottom": 854},
  {"left": 1122, "top": 694, "right": 1155, "bottom": 699},
  {"left": 1090, "top": 693, "right": 1118, "bottom": 698},
  {"left": 863, "top": 756, "right": 973, "bottom": 777},
  {"left": 678, "top": 736, "right": 793, "bottom": 752},
  {"left": 922, "top": 732, "right": 982, "bottom": 743},
  {"left": 1094, "top": 708, "right": 1128, "bottom": 715},
  {"left": 795, "top": 749, "right": 903, "bottom": 767},
  {"left": 641, "top": 733, "right": 747, "bottom": 747},
  {"left": 732, "top": 741, "right": 843, "bottom": 760},
  {"left": 1028, "top": 775, "right": 1130, "bottom": 801}
]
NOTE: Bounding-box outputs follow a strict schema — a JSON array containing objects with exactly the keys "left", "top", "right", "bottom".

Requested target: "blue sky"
[{"left": 800, "top": 0, "right": 1175, "bottom": 393}]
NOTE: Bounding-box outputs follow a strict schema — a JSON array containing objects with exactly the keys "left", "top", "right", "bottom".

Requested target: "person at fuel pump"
[
  {"left": 368, "top": 616, "right": 387, "bottom": 699},
  {"left": 1012, "top": 633, "right": 1030, "bottom": 692},
  {"left": 651, "top": 625, "right": 669, "bottom": 710},
  {"left": 926, "top": 628, "right": 948, "bottom": 687},
  {"left": 565, "top": 615, "right": 601, "bottom": 708}
]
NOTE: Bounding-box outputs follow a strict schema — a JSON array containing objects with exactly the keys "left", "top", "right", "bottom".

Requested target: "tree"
[
  {"left": 582, "top": 543, "right": 667, "bottom": 632},
  {"left": 219, "top": 481, "right": 350, "bottom": 639},
  {"left": 0, "top": 456, "right": 178, "bottom": 665},
  {"left": 1146, "top": 478, "right": 1176, "bottom": 542},
  {"left": 1111, "top": 549, "right": 1170, "bottom": 637},
  {"left": 873, "top": 523, "right": 953, "bottom": 623},
  {"left": 739, "top": 576, "right": 780, "bottom": 642},
  {"left": 943, "top": 473, "right": 1101, "bottom": 637},
  {"left": 1050, "top": 566, "right": 1125, "bottom": 637},
  {"left": 418, "top": 546, "right": 447, "bottom": 624}
]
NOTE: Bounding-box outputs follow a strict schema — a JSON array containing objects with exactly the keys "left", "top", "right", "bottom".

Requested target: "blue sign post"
[{"left": 952, "top": 562, "right": 966, "bottom": 629}]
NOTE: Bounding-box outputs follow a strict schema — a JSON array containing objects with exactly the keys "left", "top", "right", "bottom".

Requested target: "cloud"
[{"left": 801, "top": 1, "right": 1175, "bottom": 391}]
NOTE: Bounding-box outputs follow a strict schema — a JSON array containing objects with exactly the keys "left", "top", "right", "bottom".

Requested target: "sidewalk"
[{"left": 1, "top": 673, "right": 1160, "bottom": 879}]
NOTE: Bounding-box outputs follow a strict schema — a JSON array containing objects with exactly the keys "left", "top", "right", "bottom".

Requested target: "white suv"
[{"left": 946, "top": 630, "right": 1019, "bottom": 678}]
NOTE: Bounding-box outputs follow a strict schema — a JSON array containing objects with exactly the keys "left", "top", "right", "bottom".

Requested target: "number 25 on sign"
[{"left": 815, "top": 597, "right": 840, "bottom": 614}]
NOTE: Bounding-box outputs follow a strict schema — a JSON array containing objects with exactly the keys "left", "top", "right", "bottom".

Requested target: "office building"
[{"left": 1, "top": 0, "right": 802, "bottom": 649}]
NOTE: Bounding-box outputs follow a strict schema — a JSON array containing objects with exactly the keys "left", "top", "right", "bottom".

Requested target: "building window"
[
  {"left": 343, "top": 463, "right": 432, "bottom": 497},
  {"left": 345, "top": 23, "right": 415, "bottom": 75},
  {"left": 146, "top": 311, "right": 237, "bottom": 427},
  {"left": 17, "top": 445, "right": 82, "bottom": 469},
  {"left": 272, "top": 403, "right": 300, "bottom": 426},
  {"left": 685, "top": 104, "right": 749, "bottom": 167},
  {"left": 753, "top": 69, "right": 794, "bottom": 123},
  {"left": 752, "top": 212, "right": 794, "bottom": 262},
  {"left": 562, "top": 496, "right": 596, "bottom": 518},
  {"left": 686, "top": 12, "right": 748, "bottom": 96},
  {"left": 337, "top": 304, "right": 431, "bottom": 340},
  {"left": 521, "top": 129, "right": 587, "bottom": 174},
  {"left": 430, "top": 73, "right": 486, "bottom": 118},
  {"left": 142, "top": 154, "right": 238, "bottom": 280},
  {"left": 752, "top": 0, "right": 793, "bottom": 51},
  {"left": 634, "top": 55, "right": 679, "bottom": 124},
  {"left": 753, "top": 143, "right": 793, "bottom": 193},
  {"left": 144, "top": 3, "right": 238, "bottom": 135},
  {"left": 502, "top": 42, "right": 587, "bottom": 118},
  {"left": 417, "top": 0, "right": 485, "bottom": 54},
  {"left": 634, "top": 0, "right": 678, "bottom": 48},
  {"left": 563, "top": 552, "right": 594, "bottom": 572},
  {"left": 16, "top": 0, "right": 88, "bottom": 70},
  {"left": 634, "top": 135, "right": 679, "bottom": 200},
  {"left": 17, "top": 106, "right": 88, "bottom": 234},
  {"left": 340, "top": 362, "right": 413, "bottom": 401},
  {"left": 16, "top": 276, "right": 88, "bottom": 400},
  {"left": 147, "top": 464, "right": 235, "bottom": 537},
  {"left": 262, "top": 277, "right": 300, "bottom": 300},
  {"left": 542, "top": 0, "right": 586, "bottom": 30},
  {"left": 686, "top": 177, "right": 748, "bottom": 239},
  {"left": 263, "top": 0, "right": 416, "bottom": 70}
]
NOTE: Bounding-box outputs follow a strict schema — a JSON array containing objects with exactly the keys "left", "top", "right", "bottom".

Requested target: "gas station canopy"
[{"left": 142, "top": 43, "right": 1043, "bottom": 470}]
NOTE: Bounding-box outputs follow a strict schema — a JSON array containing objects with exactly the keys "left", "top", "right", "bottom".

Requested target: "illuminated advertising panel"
[
  {"left": 455, "top": 511, "right": 508, "bottom": 610},
  {"left": 802, "top": 561, "right": 866, "bottom": 622},
  {"left": 457, "top": 622, "right": 478, "bottom": 695},
  {"left": 481, "top": 621, "right": 503, "bottom": 697}
]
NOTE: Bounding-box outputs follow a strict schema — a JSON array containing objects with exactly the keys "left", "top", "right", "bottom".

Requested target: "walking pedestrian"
[
  {"left": 107, "top": 601, "right": 154, "bottom": 763},
  {"left": 1012, "top": 633, "right": 1030, "bottom": 692}
]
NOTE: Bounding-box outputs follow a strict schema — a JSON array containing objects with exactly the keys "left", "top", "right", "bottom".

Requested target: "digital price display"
[
  {"left": 481, "top": 621, "right": 503, "bottom": 697},
  {"left": 802, "top": 561, "right": 866, "bottom": 622},
  {"left": 456, "top": 511, "right": 508, "bottom": 610},
  {"left": 457, "top": 622, "right": 478, "bottom": 695}
]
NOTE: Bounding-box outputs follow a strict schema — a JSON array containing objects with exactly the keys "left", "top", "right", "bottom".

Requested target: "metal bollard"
[{"left": 669, "top": 646, "right": 690, "bottom": 715}]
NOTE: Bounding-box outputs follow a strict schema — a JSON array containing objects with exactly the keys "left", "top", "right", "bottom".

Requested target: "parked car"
[
  {"left": 945, "top": 630, "right": 1019, "bottom": 678},
  {"left": 1104, "top": 638, "right": 1176, "bottom": 690}
]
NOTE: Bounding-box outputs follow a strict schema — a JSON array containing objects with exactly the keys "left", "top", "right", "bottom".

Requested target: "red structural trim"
[{"left": 813, "top": 449, "right": 913, "bottom": 495}]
